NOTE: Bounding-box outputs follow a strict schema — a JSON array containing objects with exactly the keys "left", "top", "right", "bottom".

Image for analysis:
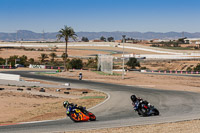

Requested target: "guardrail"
[{"left": 141, "top": 70, "right": 200, "bottom": 75}]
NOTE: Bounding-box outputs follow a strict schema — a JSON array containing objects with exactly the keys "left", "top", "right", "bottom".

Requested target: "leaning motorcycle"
[
  {"left": 132, "top": 101, "right": 159, "bottom": 117},
  {"left": 66, "top": 104, "right": 96, "bottom": 122}
]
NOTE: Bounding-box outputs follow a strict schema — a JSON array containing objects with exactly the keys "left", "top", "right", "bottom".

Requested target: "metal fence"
[{"left": 98, "top": 54, "right": 113, "bottom": 74}]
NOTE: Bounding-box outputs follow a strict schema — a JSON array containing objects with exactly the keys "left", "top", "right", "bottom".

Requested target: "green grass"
[
  {"left": 92, "top": 71, "right": 121, "bottom": 76},
  {"left": 80, "top": 96, "right": 105, "bottom": 99}
]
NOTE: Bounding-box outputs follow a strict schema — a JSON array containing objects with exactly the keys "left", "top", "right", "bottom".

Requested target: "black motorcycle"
[{"left": 132, "top": 101, "right": 159, "bottom": 117}]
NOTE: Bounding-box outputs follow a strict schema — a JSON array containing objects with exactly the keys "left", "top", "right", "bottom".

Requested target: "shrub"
[
  {"left": 126, "top": 57, "right": 140, "bottom": 69},
  {"left": 69, "top": 58, "right": 83, "bottom": 69},
  {"left": 194, "top": 64, "right": 200, "bottom": 72},
  {"left": 186, "top": 67, "right": 192, "bottom": 72}
]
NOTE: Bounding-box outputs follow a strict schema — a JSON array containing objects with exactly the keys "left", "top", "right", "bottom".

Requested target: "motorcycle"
[
  {"left": 132, "top": 101, "right": 159, "bottom": 117},
  {"left": 66, "top": 104, "right": 96, "bottom": 122}
]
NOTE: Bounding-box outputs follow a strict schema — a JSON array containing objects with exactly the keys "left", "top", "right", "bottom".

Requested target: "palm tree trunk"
[{"left": 64, "top": 38, "right": 68, "bottom": 71}]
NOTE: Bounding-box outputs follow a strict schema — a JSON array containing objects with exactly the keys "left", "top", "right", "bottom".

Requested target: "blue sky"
[{"left": 0, "top": 0, "right": 200, "bottom": 33}]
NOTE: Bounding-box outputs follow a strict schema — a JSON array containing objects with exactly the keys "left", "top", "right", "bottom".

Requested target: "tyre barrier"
[
  {"left": 39, "top": 88, "right": 45, "bottom": 92},
  {"left": 64, "top": 92, "right": 70, "bottom": 94},
  {"left": 64, "top": 83, "right": 70, "bottom": 86},
  {"left": 26, "top": 88, "right": 31, "bottom": 91},
  {"left": 17, "top": 88, "right": 23, "bottom": 91},
  {"left": 0, "top": 88, "right": 5, "bottom": 90},
  {"left": 56, "top": 89, "right": 60, "bottom": 92},
  {"left": 82, "top": 91, "right": 88, "bottom": 94}
]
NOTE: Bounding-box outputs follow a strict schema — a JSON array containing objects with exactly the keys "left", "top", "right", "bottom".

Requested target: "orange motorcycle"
[{"left": 66, "top": 104, "right": 96, "bottom": 122}]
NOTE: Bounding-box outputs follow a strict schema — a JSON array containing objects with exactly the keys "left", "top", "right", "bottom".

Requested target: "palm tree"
[
  {"left": 49, "top": 52, "right": 57, "bottom": 62},
  {"left": 57, "top": 25, "right": 77, "bottom": 71},
  {"left": 39, "top": 53, "right": 48, "bottom": 64}
]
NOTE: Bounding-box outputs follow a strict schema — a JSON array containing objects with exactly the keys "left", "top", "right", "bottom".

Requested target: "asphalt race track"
[{"left": 1, "top": 71, "right": 200, "bottom": 133}]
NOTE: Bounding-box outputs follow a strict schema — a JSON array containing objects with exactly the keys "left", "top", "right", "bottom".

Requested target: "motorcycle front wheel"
[
  {"left": 88, "top": 112, "right": 96, "bottom": 121},
  {"left": 69, "top": 113, "right": 81, "bottom": 122},
  {"left": 153, "top": 108, "right": 159, "bottom": 116}
]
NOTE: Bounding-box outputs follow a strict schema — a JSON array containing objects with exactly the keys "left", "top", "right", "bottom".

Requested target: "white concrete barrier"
[
  {"left": 123, "top": 54, "right": 200, "bottom": 59},
  {"left": 0, "top": 73, "right": 20, "bottom": 81},
  {"left": 29, "top": 64, "right": 46, "bottom": 69},
  {"left": 141, "top": 70, "right": 147, "bottom": 72}
]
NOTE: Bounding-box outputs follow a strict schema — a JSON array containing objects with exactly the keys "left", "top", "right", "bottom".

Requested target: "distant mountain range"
[{"left": 1, "top": 30, "right": 200, "bottom": 41}]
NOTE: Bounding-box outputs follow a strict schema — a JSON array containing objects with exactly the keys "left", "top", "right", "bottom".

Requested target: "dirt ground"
[
  {"left": 141, "top": 60, "right": 200, "bottom": 71},
  {"left": 0, "top": 83, "right": 106, "bottom": 125}
]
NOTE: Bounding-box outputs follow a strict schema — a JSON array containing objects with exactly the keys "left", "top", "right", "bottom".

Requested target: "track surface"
[{"left": 1, "top": 71, "right": 200, "bottom": 133}]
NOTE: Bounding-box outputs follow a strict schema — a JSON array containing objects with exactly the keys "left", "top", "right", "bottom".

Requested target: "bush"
[
  {"left": 140, "top": 67, "right": 147, "bottom": 70},
  {"left": 69, "top": 58, "right": 83, "bottom": 69},
  {"left": 0, "top": 58, "right": 5, "bottom": 65},
  {"left": 186, "top": 67, "right": 192, "bottom": 72},
  {"left": 126, "top": 57, "right": 140, "bottom": 69},
  {"left": 194, "top": 64, "right": 200, "bottom": 72},
  {"left": 86, "top": 57, "right": 97, "bottom": 69}
]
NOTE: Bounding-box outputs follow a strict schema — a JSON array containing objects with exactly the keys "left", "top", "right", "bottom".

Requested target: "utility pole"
[
  {"left": 42, "top": 30, "right": 45, "bottom": 41},
  {"left": 16, "top": 30, "right": 18, "bottom": 42},
  {"left": 122, "top": 35, "right": 126, "bottom": 79}
]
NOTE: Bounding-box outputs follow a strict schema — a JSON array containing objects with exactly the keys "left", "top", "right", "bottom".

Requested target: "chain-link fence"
[{"left": 98, "top": 54, "right": 113, "bottom": 74}]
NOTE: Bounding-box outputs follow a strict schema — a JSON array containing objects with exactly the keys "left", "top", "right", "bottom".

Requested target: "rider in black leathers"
[{"left": 130, "top": 95, "right": 152, "bottom": 115}]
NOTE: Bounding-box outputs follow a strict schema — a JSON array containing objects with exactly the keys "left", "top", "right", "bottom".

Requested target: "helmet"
[
  {"left": 131, "top": 95, "right": 137, "bottom": 102},
  {"left": 63, "top": 101, "right": 69, "bottom": 107}
]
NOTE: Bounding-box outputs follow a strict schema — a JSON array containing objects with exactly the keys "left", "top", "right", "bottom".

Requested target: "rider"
[
  {"left": 63, "top": 101, "right": 75, "bottom": 116},
  {"left": 63, "top": 101, "right": 82, "bottom": 118},
  {"left": 79, "top": 72, "right": 82, "bottom": 80},
  {"left": 130, "top": 95, "right": 144, "bottom": 110},
  {"left": 130, "top": 95, "right": 150, "bottom": 112}
]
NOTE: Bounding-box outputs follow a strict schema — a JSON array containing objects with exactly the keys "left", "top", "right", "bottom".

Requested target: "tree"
[
  {"left": 100, "top": 36, "right": 106, "bottom": 42},
  {"left": 57, "top": 25, "right": 77, "bottom": 71},
  {"left": 61, "top": 53, "right": 68, "bottom": 61},
  {"left": 81, "top": 37, "right": 89, "bottom": 42},
  {"left": 39, "top": 53, "right": 48, "bottom": 63},
  {"left": 8, "top": 55, "right": 18, "bottom": 66},
  {"left": 49, "top": 52, "right": 57, "bottom": 62},
  {"left": 86, "top": 57, "right": 97, "bottom": 69},
  {"left": 69, "top": 58, "right": 83, "bottom": 69},
  {"left": 19, "top": 55, "right": 28, "bottom": 66},
  {"left": 0, "top": 57, "right": 5, "bottom": 65},
  {"left": 107, "top": 37, "right": 114, "bottom": 42},
  {"left": 28, "top": 58, "right": 35, "bottom": 64},
  {"left": 194, "top": 64, "right": 200, "bottom": 72},
  {"left": 126, "top": 57, "right": 140, "bottom": 69}
]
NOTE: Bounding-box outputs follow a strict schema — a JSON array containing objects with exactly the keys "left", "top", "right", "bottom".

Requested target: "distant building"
[
  {"left": 150, "top": 39, "right": 171, "bottom": 43},
  {"left": 185, "top": 38, "right": 200, "bottom": 44},
  {"left": 92, "top": 40, "right": 105, "bottom": 42},
  {"left": 115, "top": 40, "right": 122, "bottom": 43}
]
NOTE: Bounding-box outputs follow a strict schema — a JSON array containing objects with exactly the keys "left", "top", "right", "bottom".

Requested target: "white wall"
[{"left": 0, "top": 73, "right": 20, "bottom": 81}]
